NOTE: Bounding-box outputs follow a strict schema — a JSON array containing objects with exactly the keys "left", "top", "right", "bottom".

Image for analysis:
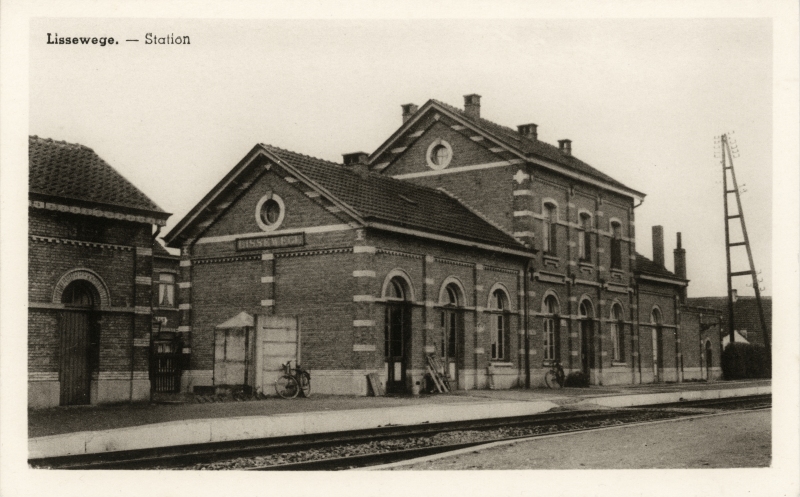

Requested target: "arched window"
[
  {"left": 578, "top": 212, "right": 592, "bottom": 261},
  {"left": 651, "top": 307, "right": 662, "bottom": 325},
  {"left": 488, "top": 288, "right": 510, "bottom": 361},
  {"left": 610, "top": 303, "right": 625, "bottom": 362},
  {"left": 444, "top": 284, "right": 460, "bottom": 307},
  {"left": 383, "top": 276, "right": 411, "bottom": 368},
  {"left": 439, "top": 281, "right": 464, "bottom": 369},
  {"left": 385, "top": 277, "right": 406, "bottom": 300},
  {"left": 579, "top": 299, "right": 594, "bottom": 319},
  {"left": 542, "top": 294, "right": 560, "bottom": 361},
  {"left": 543, "top": 203, "right": 558, "bottom": 255},
  {"left": 61, "top": 280, "right": 97, "bottom": 307},
  {"left": 610, "top": 221, "right": 622, "bottom": 269}
]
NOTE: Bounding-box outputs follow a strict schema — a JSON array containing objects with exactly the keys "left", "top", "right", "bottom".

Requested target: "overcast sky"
[{"left": 29, "top": 17, "right": 773, "bottom": 298}]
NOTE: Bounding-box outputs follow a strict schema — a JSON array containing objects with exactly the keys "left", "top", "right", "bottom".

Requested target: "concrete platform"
[{"left": 28, "top": 380, "right": 770, "bottom": 460}]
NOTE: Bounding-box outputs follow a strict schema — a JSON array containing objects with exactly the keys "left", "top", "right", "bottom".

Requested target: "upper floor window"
[
  {"left": 255, "top": 193, "right": 286, "bottom": 232},
  {"left": 158, "top": 273, "right": 176, "bottom": 308},
  {"left": 610, "top": 303, "right": 625, "bottom": 362},
  {"left": 542, "top": 294, "right": 560, "bottom": 361},
  {"left": 651, "top": 307, "right": 662, "bottom": 326},
  {"left": 543, "top": 203, "right": 558, "bottom": 255},
  {"left": 488, "top": 288, "right": 510, "bottom": 361},
  {"left": 610, "top": 221, "right": 622, "bottom": 269},
  {"left": 578, "top": 213, "right": 592, "bottom": 261},
  {"left": 426, "top": 139, "right": 453, "bottom": 170}
]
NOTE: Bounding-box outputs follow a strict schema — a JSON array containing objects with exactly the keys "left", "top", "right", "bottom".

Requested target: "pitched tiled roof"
[
  {"left": 29, "top": 136, "right": 167, "bottom": 215},
  {"left": 686, "top": 296, "right": 772, "bottom": 344},
  {"left": 262, "top": 144, "right": 524, "bottom": 249},
  {"left": 633, "top": 252, "right": 685, "bottom": 281},
  {"left": 153, "top": 239, "right": 179, "bottom": 258},
  {"left": 424, "top": 99, "right": 641, "bottom": 195}
]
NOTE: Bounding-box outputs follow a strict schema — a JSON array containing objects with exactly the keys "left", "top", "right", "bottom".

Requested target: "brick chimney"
[
  {"left": 517, "top": 123, "right": 538, "bottom": 141},
  {"left": 463, "top": 94, "right": 481, "bottom": 119},
  {"left": 342, "top": 152, "right": 369, "bottom": 175},
  {"left": 558, "top": 139, "right": 572, "bottom": 156},
  {"left": 674, "top": 232, "right": 687, "bottom": 302},
  {"left": 401, "top": 103, "right": 418, "bottom": 123},
  {"left": 652, "top": 225, "right": 665, "bottom": 268}
]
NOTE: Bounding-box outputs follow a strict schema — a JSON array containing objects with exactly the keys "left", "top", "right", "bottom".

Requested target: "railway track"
[{"left": 29, "top": 394, "right": 770, "bottom": 471}]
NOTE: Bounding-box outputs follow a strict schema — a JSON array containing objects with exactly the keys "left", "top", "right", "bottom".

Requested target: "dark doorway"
[
  {"left": 59, "top": 280, "right": 98, "bottom": 405},
  {"left": 578, "top": 300, "right": 595, "bottom": 377},
  {"left": 440, "top": 283, "right": 464, "bottom": 389},
  {"left": 651, "top": 309, "right": 663, "bottom": 383},
  {"left": 152, "top": 337, "right": 183, "bottom": 393},
  {"left": 384, "top": 276, "right": 411, "bottom": 394},
  {"left": 384, "top": 303, "right": 410, "bottom": 393},
  {"left": 580, "top": 319, "right": 594, "bottom": 376}
]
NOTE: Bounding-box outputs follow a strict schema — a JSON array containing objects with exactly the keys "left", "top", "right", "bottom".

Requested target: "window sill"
[
  {"left": 154, "top": 306, "right": 178, "bottom": 311},
  {"left": 488, "top": 361, "right": 513, "bottom": 368},
  {"left": 611, "top": 361, "right": 628, "bottom": 367},
  {"left": 543, "top": 254, "right": 560, "bottom": 268}
]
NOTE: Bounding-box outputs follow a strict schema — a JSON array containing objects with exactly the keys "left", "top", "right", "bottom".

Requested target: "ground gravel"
[{"left": 182, "top": 409, "right": 688, "bottom": 470}]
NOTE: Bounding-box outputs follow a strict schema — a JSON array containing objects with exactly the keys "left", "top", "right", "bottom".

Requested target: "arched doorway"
[
  {"left": 705, "top": 340, "right": 713, "bottom": 381},
  {"left": 59, "top": 280, "right": 99, "bottom": 405},
  {"left": 439, "top": 281, "right": 465, "bottom": 389},
  {"left": 383, "top": 275, "right": 412, "bottom": 394},
  {"left": 578, "top": 299, "right": 595, "bottom": 377},
  {"left": 651, "top": 307, "right": 663, "bottom": 383}
]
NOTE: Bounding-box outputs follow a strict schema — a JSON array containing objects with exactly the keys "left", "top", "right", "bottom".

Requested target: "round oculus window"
[
  {"left": 425, "top": 139, "right": 453, "bottom": 170},
  {"left": 255, "top": 193, "right": 285, "bottom": 232},
  {"left": 261, "top": 199, "right": 281, "bottom": 225}
]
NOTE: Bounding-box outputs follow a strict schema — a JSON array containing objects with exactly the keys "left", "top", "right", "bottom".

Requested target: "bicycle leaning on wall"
[
  {"left": 544, "top": 359, "right": 565, "bottom": 389},
  {"left": 275, "top": 360, "right": 311, "bottom": 399}
]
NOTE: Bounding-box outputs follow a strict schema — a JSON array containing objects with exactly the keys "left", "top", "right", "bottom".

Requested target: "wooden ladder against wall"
[{"left": 426, "top": 353, "right": 450, "bottom": 393}]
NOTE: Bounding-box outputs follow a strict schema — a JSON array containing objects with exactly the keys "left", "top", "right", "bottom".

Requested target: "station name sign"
[{"left": 236, "top": 233, "right": 305, "bottom": 251}]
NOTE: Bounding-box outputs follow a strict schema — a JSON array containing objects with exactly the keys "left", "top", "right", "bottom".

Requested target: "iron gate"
[{"left": 151, "top": 338, "right": 183, "bottom": 393}]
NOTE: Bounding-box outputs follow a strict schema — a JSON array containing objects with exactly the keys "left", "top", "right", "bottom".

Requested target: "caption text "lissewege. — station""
[{"left": 46, "top": 33, "right": 191, "bottom": 46}]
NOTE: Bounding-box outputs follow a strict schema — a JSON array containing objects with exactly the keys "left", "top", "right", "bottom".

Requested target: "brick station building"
[
  {"left": 28, "top": 136, "right": 171, "bottom": 407},
  {"left": 164, "top": 95, "right": 722, "bottom": 396}
]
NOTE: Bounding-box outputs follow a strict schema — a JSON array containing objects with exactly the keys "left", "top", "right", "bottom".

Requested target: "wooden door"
[
  {"left": 255, "top": 315, "right": 298, "bottom": 394},
  {"left": 580, "top": 319, "right": 593, "bottom": 376},
  {"left": 652, "top": 327, "right": 662, "bottom": 382},
  {"left": 385, "top": 304, "right": 408, "bottom": 394},
  {"left": 441, "top": 309, "right": 461, "bottom": 389},
  {"left": 60, "top": 311, "right": 91, "bottom": 405}
]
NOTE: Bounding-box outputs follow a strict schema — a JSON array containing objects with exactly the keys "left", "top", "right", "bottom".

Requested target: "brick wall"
[
  {"left": 200, "top": 167, "right": 347, "bottom": 240},
  {"left": 190, "top": 258, "right": 262, "bottom": 370}
]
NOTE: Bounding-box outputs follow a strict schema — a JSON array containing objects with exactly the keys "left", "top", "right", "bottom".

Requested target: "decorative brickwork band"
[
  {"left": 52, "top": 268, "right": 111, "bottom": 307},
  {"left": 29, "top": 200, "right": 167, "bottom": 226}
]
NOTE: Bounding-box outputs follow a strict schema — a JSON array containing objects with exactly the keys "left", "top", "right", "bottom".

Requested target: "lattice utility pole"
[{"left": 717, "top": 133, "right": 770, "bottom": 362}]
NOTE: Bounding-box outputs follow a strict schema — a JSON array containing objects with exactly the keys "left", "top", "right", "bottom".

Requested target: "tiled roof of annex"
[
  {"left": 29, "top": 135, "right": 167, "bottom": 215},
  {"left": 263, "top": 144, "right": 525, "bottom": 249},
  {"left": 633, "top": 252, "right": 685, "bottom": 282},
  {"left": 427, "top": 99, "right": 640, "bottom": 195}
]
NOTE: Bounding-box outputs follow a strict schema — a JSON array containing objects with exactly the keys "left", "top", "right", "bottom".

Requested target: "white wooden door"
[{"left": 255, "top": 315, "right": 299, "bottom": 394}]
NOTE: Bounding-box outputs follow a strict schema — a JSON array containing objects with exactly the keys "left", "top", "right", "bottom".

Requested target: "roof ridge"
[
  {"left": 262, "top": 142, "right": 474, "bottom": 199},
  {"left": 425, "top": 99, "right": 640, "bottom": 195},
  {"left": 435, "top": 187, "right": 524, "bottom": 247},
  {"left": 30, "top": 135, "right": 94, "bottom": 152}
]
